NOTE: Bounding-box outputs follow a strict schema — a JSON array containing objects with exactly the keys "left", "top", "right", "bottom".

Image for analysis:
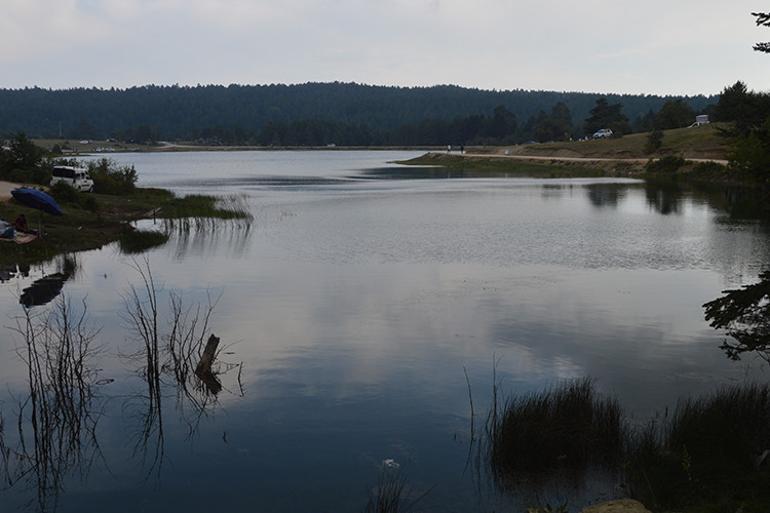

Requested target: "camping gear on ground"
[
  {"left": 0, "top": 219, "right": 13, "bottom": 239},
  {"left": 11, "top": 188, "right": 63, "bottom": 216},
  {"left": 0, "top": 232, "right": 38, "bottom": 245}
]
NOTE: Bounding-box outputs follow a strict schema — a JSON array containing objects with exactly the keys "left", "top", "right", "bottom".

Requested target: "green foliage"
[
  {"left": 753, "top": 11, "right": 770, "bottom": 53},
  {"left": 87, "top": 158, "right": 138, "bottom": 195},
  {"left": 729, "top": 117, "right": 770, "bottom": 177},
  {"left": 530, "top": 102, "right": 573, "bottom": 142},
  {"left": 49, "top": 181, "right": 100, "bottom": 212},
  {"left": 645, "top": 156, "right": 687, "bottom": 173},
  {"left": 0, "top": 133, "right": 50, "bottom": 184},
  {"left": 584, "top": 98, "right": 631, "bottom": 136},
  {"left": 117, "top": 229, "right": 169, "bottom": 254},
  {"left": 627, "top": 385, "right": 770, "bottom": 512},
  {"left": 0, "top": 84, "right": 714, "bottom": 145},
  {"left": 645, "top": 128, "right": 664, "bottom": 154},
  {"left": 655, "top": 99, "right": 696, "bottom": 129},
  {"left": 488, "top": 379, "right": 624, "bottom": 479}
]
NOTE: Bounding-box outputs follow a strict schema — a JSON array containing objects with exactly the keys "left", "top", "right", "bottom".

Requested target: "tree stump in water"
[{"left": 195, "top": 334, "right": 222, "bottom": 394}]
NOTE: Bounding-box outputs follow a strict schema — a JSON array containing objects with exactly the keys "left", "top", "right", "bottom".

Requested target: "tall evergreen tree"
[{"left": 584, "top": 98, "right": 630, "bottom": 136}]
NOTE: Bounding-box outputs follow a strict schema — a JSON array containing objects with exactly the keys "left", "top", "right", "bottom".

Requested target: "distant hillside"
[{"left": 0, "top": 83, "right": 716, "bottom": 144}]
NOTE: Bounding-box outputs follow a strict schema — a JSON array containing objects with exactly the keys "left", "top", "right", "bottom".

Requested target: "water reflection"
[
  {"left": 121, "top": 261, "right": 243, "bottom": 476},
  {"left": 586, "top": 184, "right": 627, "bottom": 209},
  {"left": 704, "top": 270, "right": 770, "bottom": 363},
  {"left": 0, "top": 298, "right": 105, "bottom": 513},
  {"left": 17, "top": 256, "right": 77, "bottom": 308},
  {"left": 644, "top": 183, "right": 684, "bottom": 215}
]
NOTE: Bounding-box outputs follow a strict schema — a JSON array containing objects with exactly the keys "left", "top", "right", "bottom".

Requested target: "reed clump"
[{"left": 488, "top": 378, "right": 624, "bottom": 480}]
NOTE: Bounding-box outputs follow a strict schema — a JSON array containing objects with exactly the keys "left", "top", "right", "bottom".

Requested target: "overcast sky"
[{"left": 2, "top": 0, "right": 768, "bottom": 95}]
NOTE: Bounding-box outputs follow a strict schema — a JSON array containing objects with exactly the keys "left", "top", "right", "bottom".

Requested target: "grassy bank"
[
  {"left": 394, "top": 153, "right": 612, "bottom": 178},
  {"left": 0, "top": 187, "right": 250, "bottom": 265},
  {"left": 490, "top": 124, "right": 730, "bottom": 161}
]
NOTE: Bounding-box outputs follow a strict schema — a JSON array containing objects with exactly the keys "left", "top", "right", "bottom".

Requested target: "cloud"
[{"left": 1, "top": 0, "right": 768, "bottom": 94}]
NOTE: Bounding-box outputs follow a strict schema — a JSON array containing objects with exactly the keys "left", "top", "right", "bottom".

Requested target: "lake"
[{"left": 1, "top": 151, "right": 768, "bottom": 512}]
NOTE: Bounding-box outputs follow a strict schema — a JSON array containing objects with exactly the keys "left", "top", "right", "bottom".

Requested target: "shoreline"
[{"left": 0, "top": 185, "right": 249, "bottom": 266}]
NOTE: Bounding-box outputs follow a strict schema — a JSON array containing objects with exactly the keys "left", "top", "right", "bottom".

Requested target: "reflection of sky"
[{"left": 2, "top": 152, "right": 770, "bottom": 511}]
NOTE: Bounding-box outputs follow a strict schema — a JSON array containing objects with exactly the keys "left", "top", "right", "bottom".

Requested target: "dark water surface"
[{"left": 1, "top": 151, "right": 769, "bottom": 512}]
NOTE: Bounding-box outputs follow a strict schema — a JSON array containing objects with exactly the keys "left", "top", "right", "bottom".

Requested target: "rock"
[{"left": 581, "top": 499, "right": 652, "bottom": 513}]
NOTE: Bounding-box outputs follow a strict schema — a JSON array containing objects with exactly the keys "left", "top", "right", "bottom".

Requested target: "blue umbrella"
[{"left": 11, "top": 188, "right": 63, "bottom": 216}]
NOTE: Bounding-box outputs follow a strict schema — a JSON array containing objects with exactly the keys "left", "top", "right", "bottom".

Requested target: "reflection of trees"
[
  {"left": 644, "top": 183, "right": 684, "bottom": 215},
  {"left": 122, "top": 260, "right": 243, "bottom": 475},
  {"left": 704, "top": 271, "right": 770, "bottom": 363},
  {"left": 586, "top": 184, "right": 626, "bottom": 209},
  {"left": 1, "top": 298, "right": 105, "bottom": 513}
]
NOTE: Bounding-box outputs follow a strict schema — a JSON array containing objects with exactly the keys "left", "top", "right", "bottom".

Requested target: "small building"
[{"left": 689, "top": 115, "right": 710, "bottom": 128}]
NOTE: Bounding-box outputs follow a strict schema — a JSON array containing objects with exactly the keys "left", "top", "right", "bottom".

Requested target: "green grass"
[
  {"left": 0, "top": 187, "right": 250, "bottom": 266},
  {"left": 395, "top": 154, "right": 607, "bottom": 178},
  {"left": 627, "top": 384, "right": 770, "bottom": 513},
  {"left": 488, "top": 379, "right": 625, "bottom": 481},
  {"left": 511, "top": 123, "right": 730, "bottom": 160},
  {"left": 117, "top": 229, "right": 170, "bottom": 255}
]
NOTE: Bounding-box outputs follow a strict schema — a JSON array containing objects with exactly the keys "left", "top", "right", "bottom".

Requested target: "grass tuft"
[{"left": 487, "top": 378, "right": 625, "bottom": 480}]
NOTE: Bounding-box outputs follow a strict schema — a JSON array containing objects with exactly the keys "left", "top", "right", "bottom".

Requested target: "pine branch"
[{"left": 753, "top": 12, "right": 770, "bottom": 26}]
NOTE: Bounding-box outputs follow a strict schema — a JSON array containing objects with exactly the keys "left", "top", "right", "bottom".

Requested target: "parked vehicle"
[
  {"left": 592, "top": 128, "right": 614, "bottom": 139},
  {"left": 50, "top": 166, "right": 94, "bottom": 192}
]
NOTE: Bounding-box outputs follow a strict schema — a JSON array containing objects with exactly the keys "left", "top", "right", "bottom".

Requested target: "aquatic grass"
[
  {"left": 363, "top": 467, "right": 432, "bottom": 513},
  {"left": 117, "top": 229, "right": 170, "bottom": 255},
  {"left": 487, "top": 378, "right": 625, "bottom": 481},
  {"left": 158, "top": 194, "right": 251, "bottom": 220}
]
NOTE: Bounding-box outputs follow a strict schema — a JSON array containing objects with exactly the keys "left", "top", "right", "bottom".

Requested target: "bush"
[
  {"left": 645, "top": 128, "right": 663, "bottom": 154},
  {"left": 87, "top": 158, "right": 138, "bottom": 195},
  {"left": 645, "top": 155, "right": 686, "bottom": 173},
  {"left": 729, "top": 118, "right": 770, "bottom": 177},
  {"left": 49, "top": 181, "right": 99, "bottom": 212}
]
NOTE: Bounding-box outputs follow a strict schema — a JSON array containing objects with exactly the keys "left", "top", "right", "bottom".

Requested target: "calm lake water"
[{"left": 1, "top": 151, "right": 769, "bottom": 512}]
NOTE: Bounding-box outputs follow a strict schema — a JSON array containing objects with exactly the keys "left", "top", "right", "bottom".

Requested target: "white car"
[
  {"left": 592, "top": 128, "right": 614, "bottom": 139},
  {"left": 50, "top": 166, "right": 94, "bottom": 192}
]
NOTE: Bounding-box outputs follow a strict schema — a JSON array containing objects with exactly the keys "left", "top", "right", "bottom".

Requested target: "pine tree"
[{"left": 753, "top": 12, "right": 770, "bottom": 53}]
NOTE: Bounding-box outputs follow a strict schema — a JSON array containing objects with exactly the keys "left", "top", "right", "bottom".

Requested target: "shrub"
[
  {"left": 87, "top": 158, "right": 138, "bottom": 195},
  {"left": 645, "top": 128, "right": 663, "bottom": 154},
  {"left": 645, "top": 155, "right": 686, "bottom": 173},
  {"left": 49, "top": 181, "right": 99, "bottom": 212}
]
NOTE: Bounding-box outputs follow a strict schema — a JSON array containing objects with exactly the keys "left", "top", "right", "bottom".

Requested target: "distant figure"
[
  {"left": 447, "top": 144, "right": 451, "bottom": 153},
  {"left": 14, "top": 214, "right": 29, "bottom": 233},
  {"left": 14, "top": 214, "right": 37, "bottom": 236},
  {"left": 460, "top": 144, "right": 465, "bottom": 154}
]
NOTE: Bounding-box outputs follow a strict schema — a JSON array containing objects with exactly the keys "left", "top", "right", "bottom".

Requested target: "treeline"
[
  {"left": 0, "top": 83, "right": 714, "bottom": 145},
  {"left": 715, "top": 81, "right": 770, "bottom": 176}
]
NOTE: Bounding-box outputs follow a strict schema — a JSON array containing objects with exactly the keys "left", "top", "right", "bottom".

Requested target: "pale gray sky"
[{"left": 2, "top": 0, "right": 768, "bottom": 95}]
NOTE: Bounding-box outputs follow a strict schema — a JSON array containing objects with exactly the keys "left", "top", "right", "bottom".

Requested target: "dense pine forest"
[{"left": 0, "top": 83, "right": 716, "bottom": 146}]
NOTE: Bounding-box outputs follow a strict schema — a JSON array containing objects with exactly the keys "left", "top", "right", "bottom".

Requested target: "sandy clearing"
[{"left": 0, "top": 181, "right": 19, "bottom": 201}]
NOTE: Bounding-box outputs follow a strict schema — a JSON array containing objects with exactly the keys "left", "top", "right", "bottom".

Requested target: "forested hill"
[{"left": 0, "top": 83, "right": 716, "bottom": 144}]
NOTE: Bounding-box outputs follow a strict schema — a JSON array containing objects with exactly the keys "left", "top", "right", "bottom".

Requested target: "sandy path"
[{"left": 0, "top": 181, "right": 18, "bottom": 201}]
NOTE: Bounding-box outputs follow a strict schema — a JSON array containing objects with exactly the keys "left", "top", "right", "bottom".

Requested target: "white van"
[
  {"left": 592, "top": 128, "right": 614, "bottom": 139},
  {"left": 50, "top": 166, "right": 94, "bottom": 192}
]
